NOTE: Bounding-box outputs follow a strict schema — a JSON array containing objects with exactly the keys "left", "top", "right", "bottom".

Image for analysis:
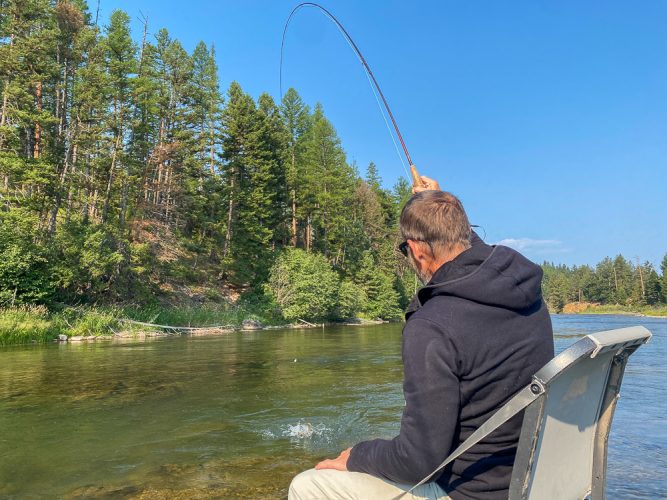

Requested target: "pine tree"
[
  {"left": 588, "top": 258, "right": 615, "bottom": 304},
  {"left": 44, "top": 1, "right": 89, "bottom": 234},
  {"left": 355, "top": 251, "right": 401, "bottom": 319},
  {"left": 0, "top": 0, "right": 60, "bottom": 229},
  {"left": 643, "top": 263, "right": 662, "bottom": 306},
  {"left": 301, "top": 103, "right": 355, "bottom": 260},
  {"left": 71, "top": 19, "right": 109, "bottom": 223},
  {"left": 611, "top": 255, "right": 633, "bottom": 304},
  {"left": 101, "top": 10, "right": 136, "bottom": 223},
  {"left": 220, "top": 83, "right": 287, "bottom": 284},
  {"left": 257, "top": 93, "right": 290, "bottom": 247},
  {"left": 127, "top": 36, "right": 158, "bottom": 231},
  {"left": 179, "top": 41, "right": 223, "bottom": 246},
  {"left": 365, "top": 161, "right": 381, "bottom": 191},
  {"left": 280, "top": 88, "right": 310, "bottom": 247}
]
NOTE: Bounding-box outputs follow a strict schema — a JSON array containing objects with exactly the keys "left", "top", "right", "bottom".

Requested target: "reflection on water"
[{"left": 0, "top": 315, "right": 665, "bottom": 498}]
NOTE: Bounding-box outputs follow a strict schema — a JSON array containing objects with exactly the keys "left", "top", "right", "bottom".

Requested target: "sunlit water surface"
[{"left": 1, "top": 315, "right": 665, "bottom": 498}]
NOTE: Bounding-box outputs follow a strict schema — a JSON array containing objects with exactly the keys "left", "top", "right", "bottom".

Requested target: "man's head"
[{"left": 399, "top": 190, "right": 472, "bottom": 284}]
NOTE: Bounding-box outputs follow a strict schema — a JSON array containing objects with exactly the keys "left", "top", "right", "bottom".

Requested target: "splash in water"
[{"left": 285, "top": 422, "right": 314, "bottom": 438}]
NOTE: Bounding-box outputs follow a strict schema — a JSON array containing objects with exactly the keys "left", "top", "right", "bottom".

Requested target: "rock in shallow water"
[{"left": 241, "top": 319, "right": 263, "bottom": 331}]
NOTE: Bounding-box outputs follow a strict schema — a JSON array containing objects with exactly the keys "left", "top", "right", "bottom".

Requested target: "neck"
[{"left": 427, "top": 243, "right": 468, "bottom": 275}]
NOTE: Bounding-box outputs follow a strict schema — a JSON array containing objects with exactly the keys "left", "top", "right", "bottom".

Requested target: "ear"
[{"left": 407, "top": 239, "right": 428, "bottom": 263}]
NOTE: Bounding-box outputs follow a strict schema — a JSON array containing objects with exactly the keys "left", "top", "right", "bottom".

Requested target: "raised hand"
[{"left": 412, "top": 175, "right": 440, "bottom": 193}]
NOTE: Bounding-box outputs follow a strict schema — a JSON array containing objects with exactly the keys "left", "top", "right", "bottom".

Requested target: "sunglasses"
[{"left": 398, "top": 241, "right": 409, "bottom": 257}]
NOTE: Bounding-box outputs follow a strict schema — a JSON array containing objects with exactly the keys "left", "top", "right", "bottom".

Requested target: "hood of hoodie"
[{"left": 406, "top": 233, "right": 544, "bottom": 318}]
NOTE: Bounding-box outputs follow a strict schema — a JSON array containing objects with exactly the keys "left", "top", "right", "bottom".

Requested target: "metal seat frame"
[{"left": 401, "top": 326, "right": 652, "bottom": 500}]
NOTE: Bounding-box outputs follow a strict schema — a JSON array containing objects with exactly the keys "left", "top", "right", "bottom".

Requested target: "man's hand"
[
  {"left": 315, "top": 447, "right": 352, "bottom": 471},
  {"left": 412, "top": 175, "right": 440, "bottom": 194}
]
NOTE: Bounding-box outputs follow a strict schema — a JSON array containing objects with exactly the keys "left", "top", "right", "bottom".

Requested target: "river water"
[{"left": 0, "top": 315, "right": 665, "bottom": 498}]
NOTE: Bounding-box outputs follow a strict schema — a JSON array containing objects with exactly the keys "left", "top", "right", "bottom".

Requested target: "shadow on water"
[{"left": 0, "top": 317, "right": 665, "bottom": 498}]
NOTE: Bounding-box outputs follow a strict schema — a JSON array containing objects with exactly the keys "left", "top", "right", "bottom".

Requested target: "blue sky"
[{"left": 99, "top": 1, "right": 667, "bottom": 268}]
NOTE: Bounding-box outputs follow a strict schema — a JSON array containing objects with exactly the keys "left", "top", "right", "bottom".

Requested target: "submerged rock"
[{"left": 241, "top": 319, "right": 263, "bottom": 331}]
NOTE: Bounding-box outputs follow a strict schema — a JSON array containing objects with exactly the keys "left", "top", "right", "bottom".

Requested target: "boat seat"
[
  {"left": 401, "top": 325, "right": 652, "bottom": 500},
  {"left": 509, "top": 325, "right": 651, "bottom": 499}
]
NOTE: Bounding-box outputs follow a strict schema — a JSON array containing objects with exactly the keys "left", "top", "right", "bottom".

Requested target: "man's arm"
[{"left": 345, "top": 317, "right": 461, "bottom": 484}]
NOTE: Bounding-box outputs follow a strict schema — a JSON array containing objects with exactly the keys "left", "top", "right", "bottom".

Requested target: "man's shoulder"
[
  {"left": 407, "top": 293, "right": 466, "bottom": 329},
  {"left": 404, "top": 304, "right": 453, "bottom": 339}
]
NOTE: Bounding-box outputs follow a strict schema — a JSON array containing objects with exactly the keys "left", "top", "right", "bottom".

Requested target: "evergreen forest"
[{"left": 0, "top": 2, "right": 665, "bottom": 340}]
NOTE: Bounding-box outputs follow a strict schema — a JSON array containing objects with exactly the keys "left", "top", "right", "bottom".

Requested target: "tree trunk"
[
  {"left": 209, "top": 135, "right": 216, "bottom": 175},
  {"left": 290, "top": 150, "right": 297, "bottom": 246},
  {"left": 291, "top": 191, "right": 297, "bottom": 247},
  {"left": 164, "top": 164, "right": 172, "bottom": 221},
  {"left": 222, "top": 173, "right": 235, "bottom": 259},
  {"left": 306, "top": 214, "right": 312, "bottom": 251},
  {"left": 33, "top": 81, "right": 42, "bottom": 159},
  {"left": 65, "top": 143, "right": 77, "bottom": 222},
  {"left": 119, "top": 176, "right": 129, "bottom": 229},
  {"left": 0, "top": 33, "right": 14, "bottom": 150},
  {"left": 91, "top": 188, "right": 98, "bottom": 220},
  {"left": 637, "top": 260, "right": 645, "bottom": 300},
  {"left": 102, "top": 131, "right": 121, "bottom": 222},
  {"left": 0, "top": 87, "right": 8, "bottom": 150},
  {"left": 47, "top": 154, "right": 69, "bottom": 235}
]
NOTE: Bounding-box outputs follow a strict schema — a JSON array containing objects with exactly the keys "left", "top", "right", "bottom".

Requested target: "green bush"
[
  {"left": 337, "top": 279, "right": 366, "bottom": 319},
  {"left": 355, "top": 252, "right": 403, "bottom": 320},
  {"left": 265, "top": 248, "right": 340, "bottom": 322},
  {"left": 0, "top": 211, "right": 52, "bottom": 305}
]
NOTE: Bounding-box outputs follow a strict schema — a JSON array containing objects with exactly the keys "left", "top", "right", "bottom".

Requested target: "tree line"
[
  {"left": 0, "top": 1, "right": 414, "bottom": 320},
  {"left": 542, "top": 255, "right": 667, "bottom": 312},
  {"left": 0, "top": 2, "right": 664, "bottom": 322}
]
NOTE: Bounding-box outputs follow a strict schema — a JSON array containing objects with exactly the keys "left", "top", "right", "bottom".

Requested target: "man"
[{"left": 289, "top": 179, "right": 554, "bottom": 499}]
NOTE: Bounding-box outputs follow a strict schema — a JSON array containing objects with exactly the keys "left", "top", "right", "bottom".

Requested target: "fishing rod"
[{"left": 280, "top": 2, "right": 425, "bottom": 189}]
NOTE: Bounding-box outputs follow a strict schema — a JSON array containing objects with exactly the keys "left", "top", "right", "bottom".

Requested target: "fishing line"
[
  {"left": 361, "top": 58, "right": 410, "bottom": 179},
  {"left": 280, "top": 2, "right": 422, "bottom": 186}
]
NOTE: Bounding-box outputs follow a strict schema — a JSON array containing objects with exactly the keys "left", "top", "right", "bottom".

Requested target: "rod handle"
[{"left": 410, "top": 164, "right": 423, "bottom": 188}]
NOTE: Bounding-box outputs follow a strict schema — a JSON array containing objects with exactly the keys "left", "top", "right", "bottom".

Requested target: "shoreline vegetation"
[
  {"left": 0, "top": 304, "right": 391, "bottom": 346},
  {"left": 561, "top": 302, "right": 667, "bottom": 318},
  {"left": 2, "top": 302, "right": 666, "bottom": 346}
]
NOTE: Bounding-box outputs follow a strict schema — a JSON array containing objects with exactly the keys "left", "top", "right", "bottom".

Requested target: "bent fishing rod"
[{"left": 280, "top": 2, "right": 425, "bottom": 189}]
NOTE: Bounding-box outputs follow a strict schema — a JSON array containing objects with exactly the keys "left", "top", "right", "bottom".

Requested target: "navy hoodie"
[{"left": 347, "top": 233, "right": 554, "bottom": 499}]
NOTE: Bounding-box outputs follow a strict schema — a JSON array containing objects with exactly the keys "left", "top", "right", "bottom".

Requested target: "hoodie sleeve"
[{"left": 347, "top": 317, "right": 460, "bottom": 484}]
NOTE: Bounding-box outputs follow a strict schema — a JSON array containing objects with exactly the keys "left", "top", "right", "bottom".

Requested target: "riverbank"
[
  {"left": 0, "top": 304, "right": 271, "bottom": 345},
  {"left": 4, "top": 301, "right": 665, "bottom": 346},
  {"left": 561, "top": 302, "right": 667, "bottom": 317},
  {"left": 0, "top": 305, "right": 388, "bottom": 346}
]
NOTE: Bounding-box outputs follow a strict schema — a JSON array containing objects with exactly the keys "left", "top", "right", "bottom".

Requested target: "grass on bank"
[
  {"left": 120, "top": 302, "right": 283, "bottom": 329},
  {"left": 0, "top": 305, "right": 58, "bottom": 345},
  {"left": 0, "top": 299, "right": 283, "bottom": 345},
  {"left": 0, "top": 305, "right": 127, "bottom": 345}
]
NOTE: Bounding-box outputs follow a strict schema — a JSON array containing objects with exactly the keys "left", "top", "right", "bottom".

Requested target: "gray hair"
[{"left": 400, "top": 191, "right": 472, "bottom": 255}]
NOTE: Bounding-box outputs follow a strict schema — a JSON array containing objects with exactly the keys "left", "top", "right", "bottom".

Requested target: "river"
[{"left": 1, "top": 315, "right": 665, "bottom": 498}]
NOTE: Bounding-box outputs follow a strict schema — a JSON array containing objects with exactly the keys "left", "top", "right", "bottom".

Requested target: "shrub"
[
  {"left": 0, "top": 211, "right": 52, "bottom": 305},
  {"left": 336, "top": 279, "right": 366, "bottom": 319},
  {"left": 355, "top": 251, "right": 403, "bottom": 320},
  {"left": 265, "top": 248, "right": 340, "bottom": 321}
]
